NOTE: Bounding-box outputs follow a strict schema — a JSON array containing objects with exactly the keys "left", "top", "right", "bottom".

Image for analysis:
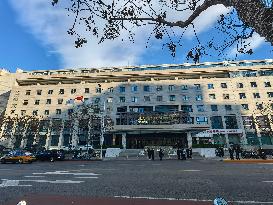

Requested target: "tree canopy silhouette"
[{"left": 52, "top": 0, "right": 273, "bottom": 62}]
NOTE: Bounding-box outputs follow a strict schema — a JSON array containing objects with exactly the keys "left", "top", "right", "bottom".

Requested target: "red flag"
[{"left": 75, "top": 96, "right": 83, "bottom": 101}]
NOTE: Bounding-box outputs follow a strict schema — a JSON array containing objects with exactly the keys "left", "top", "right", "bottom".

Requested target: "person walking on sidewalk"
[
  {"left": 151, "top": 148, "right": 155, "bottom": 160},
  {"left": 228, "top": 146, "right": 234, "bottom": 160},
  {"left": 235, "top": 145, "right": 241, "bottom": 160},
  {"left": 147, "top": 147, "right": 151, "bottom": 160},
  {"left": 159, "top": 148, "right": 164, "bottom": 161},
  {"left": 177, "top": 147, "right": 181, "bottom": 160}
]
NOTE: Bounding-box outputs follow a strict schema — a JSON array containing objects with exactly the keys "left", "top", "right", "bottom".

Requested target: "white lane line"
[
  {"left": 114, "top": 196, "right": 273, "bottom": 204},
  {"left": 0, "top": 169, "right": 11, "bottom": 171},
  {"left": 262, "top": 181, "right": 273, "bottom": 183},
  {"left": 0, "top": 179, "right": 32, "bottom": 187},
  {"left": 75, "top": 177, "right": 98, "bottom": 179},
  {"left": 32, "top": 171, "right": 100, "bottom": 176},
  {"left": 152, "top": 164, "right": 161, "bottom": 166},
  {"left": 24, "top": 176, "right": 45, "bottom": 178},
  {"left": 181, "top": 170, "right": 201, "bottom": 172}
]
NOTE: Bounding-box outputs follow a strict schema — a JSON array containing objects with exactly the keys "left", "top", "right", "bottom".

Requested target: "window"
[
  {"left": 59, "top": 89, "right": 64, "bottom": 94},
  {"left": 131, "top": 85, "right": 138, "bottom": 92},
  {"left": 208, "top": 84, "right": 214, "bottom": 89},
  {"left": 44, "top": 110, "right": 49, "bottom": 115},
  {"left": 265, "top": 82, "right": 271, "bottom": 87},
  {"left": 197, "top": 105, "right": 205, "bottom": 112},
  {"left": 196, "top": 95, "right": 203, "bottom": 101},
  {"left": 253, "top": 93, "right": 260, "bottom": 98},
  {"left": 48, "top": 90, "right": 53, "bottom": 95},
  {"left": 211, "top": 116, "right": 223, "bottom": 129},
  {"left": 37, "top": 90, "right": 42, "bottom": 95},
  {"left": 94, "top": 98, "right": 100, "bottom": 103},
  {"left": 119, "top": 96, "right": 126, "bottom": 103},
  {"left": 156, "top": 96, "right": 163, "bottom": 101},
  {"left": 196, "top": 116, "right": 208, "bottom": 124},
  {"left": 194, "top": 84, "right": 201, "bottom": 90},
  {"left": 108, "top": 87, "right": 114, "bottom": 92},
  {"left": 241, "top": 104, "right": 249, "bottom": 110},
  {"left": 144, "top": 96, "right": 151, "bottom": 102},
  {"left": 224, "top": 116, "right": 238, "bottom": 129},
  {"left": 225, "top": 105, "right": 232, "bottom": 111},
  {"left": 11, "top": 110, "right": 15, "bottom": 114},
  {"left": 68, "top": 109, "right": 73, "bottom": 115},
  {"left": 56, "top": 109, "right": 61, "bottom": 115},
  {"left": 58, "top": 99, "right": 63, "bottom": 104},
  {"left": 181, "top": 85, "right": 188, "bottom": 90},
  {"left": 131, "top": 96, "right": 138, "bottom": 103},
  {"left": 169, "top": 95, "right": 176, "bottom": 101},
  {"left": 25, "top": 90, "right": 31, "bottom": 95},
  {"left": 144, "top": 85, "right": 150, "bottom": 92},
  {"left": 181, "top": 105, "right": 193, "bottom": 112},
  {"left": 237, "top": 83, "right": 244, "bottom": 88},
  {"left": 96, "top": 87, "right": 102, "bottom": 93},
  {"left": 221, "top": 83, "right": 227, "bottom": 88},
  {"left": 209, "top": 94, "right": 216, "bottom": 100},
  {"left": 223, "top": 94, "right": 230, "bottom": 99},
  {"left": 168, "top": 85, "right": 175, "bottom": 91},
  {"left": 156, "top": 85, "right": 163, "bottom": 91},
  {"left": 85, "top": 88, "right": 90, "bottom": 93},
  {"left": 256, "top": 103, "right": 263, "bottom": 110},
  {"left": 34, "top": 100, "right": 40, "bottom": 105},
  {"left": 239, "top": 93, "right": 246, "bottom": 99},
  {"left": 118, "top": 86, "right": 125, "bottom": 93},
  {"left": 71, "top": 89, "right": 76, "bottom": 94},
  {"left": 46, "top": 99, "right": 51, "bottom": 104},
  {"left": 182, "top": 95, "right": 189, "bottom": 101},
  {"left": 268, "top": 92, "right": 273, "bottom": 98},
  {"left": 107, "top": 97, "right": 113, "bottom": 103},
  {"left": 211, "top": 105, "right": 218, "bottom": 111},
  {"left": 21, "top": 110, "right": 26, "bottom": 116},
  {"left": 23, "top": 100, "right": 28, "bottom": 105},
  {"left": 251, "top": 82, "right": 257, "bottom": 87},
  {"left": 33, "top": 110, "right": 38, "bottom": 116}
]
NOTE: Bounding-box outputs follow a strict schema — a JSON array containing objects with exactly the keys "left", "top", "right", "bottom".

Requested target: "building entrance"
[{"left": 126, "top": 132, "right": 187, "bottom": 149}]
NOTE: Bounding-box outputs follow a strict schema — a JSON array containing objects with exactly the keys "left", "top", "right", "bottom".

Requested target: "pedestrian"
[
  {"left": 151, "top": 148, "right": 155, "bottom": 160},
  {"left": 177, "top": 147, "right": 181, "bottom": 160},
  {"left": 186, "top": 147, "right": 190, "bottom": 159},
  {"left": 220, "top": 147, "right": 224, "bottom": 158},
  {"left": 159, "top": 148, "right": 164, "bottom": 161},
  {"left": 228, "top": 146, "right": 234, "bottom": 160},
  {"left": 181, "top": 148, "right": 186, "bottom": 160},
  {"left": 147, "top": 147, "right": 151, "bottom": 160},
  {"left": 235, "top": 145, "right": 240, "bottom": 160},
  {"left": 188, "top": 147, "right": 192, "bottom": 159}
]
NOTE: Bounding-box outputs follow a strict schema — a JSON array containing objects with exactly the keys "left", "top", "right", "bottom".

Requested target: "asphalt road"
[{"left": 1, "top": 159, "right": 273, "bottom": 205}]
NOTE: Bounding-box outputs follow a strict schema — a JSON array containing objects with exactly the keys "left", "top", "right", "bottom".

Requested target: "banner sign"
[{"left": 196, "top": 129, "right": 243, "bottom": 137}]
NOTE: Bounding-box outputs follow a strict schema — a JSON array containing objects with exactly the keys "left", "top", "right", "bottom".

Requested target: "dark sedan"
[{"left": 35, "top": 150, "right": 65, "bottom": 162}]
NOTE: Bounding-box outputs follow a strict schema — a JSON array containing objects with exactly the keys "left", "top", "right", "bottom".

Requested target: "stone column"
[
  {"left": 71, "top": 119, "right": 79, "bottom": 149},
  {"left": 58, "top": 120, "right": 65, "bottom": 149},
  {"left": 112, "top": 133, "right": 116, "bottom": 146},
  {"left": 122, "top": 133, "right": 126, "bottom": 149},
  {"left": 187, "top": 132, "right": 192, "bottom": 148},
  {"left": 45, "top": 120, "right": 53, "bottom": 150},
  {"left": 221, "top": 116, "right": 230, "bottom": 147}
]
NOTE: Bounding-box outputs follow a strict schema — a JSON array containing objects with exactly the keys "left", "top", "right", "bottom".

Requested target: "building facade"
[{"left": 1, "top": 59, "right": 273, "bottom": 149}]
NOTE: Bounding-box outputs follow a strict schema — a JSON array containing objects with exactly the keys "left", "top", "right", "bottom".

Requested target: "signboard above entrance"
[{"left": 196, "top": 129, "right": 243, "bottom": 137}]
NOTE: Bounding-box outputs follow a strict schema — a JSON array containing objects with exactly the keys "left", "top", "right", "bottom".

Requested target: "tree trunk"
[{"left": 230, "top": 0, "right": 273, "bottom": 45}]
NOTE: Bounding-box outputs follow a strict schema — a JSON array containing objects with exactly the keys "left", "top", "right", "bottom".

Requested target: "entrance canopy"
[{"left": 196, "top": 129, "right": 243, "bottom": 137}]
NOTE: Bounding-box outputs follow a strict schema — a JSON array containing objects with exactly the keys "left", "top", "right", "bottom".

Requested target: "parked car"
[
  {"left": 0, "top": 150, "right": 36, "bottom": 164},
  {"left": 35, "top": 150, "right": 65, "bottom": 162}
]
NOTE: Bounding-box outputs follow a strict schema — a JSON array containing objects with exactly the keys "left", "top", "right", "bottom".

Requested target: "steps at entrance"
[{"left": 119, "top": 149, "right": 143, "bottom": 158}]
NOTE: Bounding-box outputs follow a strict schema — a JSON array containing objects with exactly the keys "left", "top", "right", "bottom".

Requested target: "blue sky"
[{"left": 0, "top": 0, "right": 272, "bottom": 72}]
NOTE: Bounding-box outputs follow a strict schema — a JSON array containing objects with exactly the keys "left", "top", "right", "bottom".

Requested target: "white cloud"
[
  {"left": 230, "top": 33, "right": 266, "bottom": 56},
  {"left": 9, "top": 0, "right": 232, "bottom": 69}
]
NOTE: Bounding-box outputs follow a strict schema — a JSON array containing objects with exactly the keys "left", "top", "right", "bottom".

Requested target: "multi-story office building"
[{"left": 1, "top": 59, "right": 273, "bottom": 149}]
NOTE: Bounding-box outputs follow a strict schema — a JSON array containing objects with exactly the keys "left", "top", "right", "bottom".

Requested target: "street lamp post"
[{"left": 100, "top": 100, "right": 106, "bottom": 159}]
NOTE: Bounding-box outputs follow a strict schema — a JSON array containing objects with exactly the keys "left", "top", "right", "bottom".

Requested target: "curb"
[{"left": 223, "top": 159, "right": 273, "bottom": 163}]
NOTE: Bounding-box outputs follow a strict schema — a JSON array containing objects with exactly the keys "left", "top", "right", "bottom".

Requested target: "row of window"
[
  {"left": 19, "top": 109, "right": 74, "bottom": 116},
  {"left": 24, "top": 81, "right": 272, "bottom": 96}
]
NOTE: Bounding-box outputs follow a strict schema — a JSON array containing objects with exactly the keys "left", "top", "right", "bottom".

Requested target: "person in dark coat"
[
  {"left": 228, "top": 146, "right": 234, "bottom": 160},
  {"left": 186, "top": 148, "right": 190, "bottom": 159},
  {"left": 235, "top": 145, "right": 241, "bottom": 160},
  {"left": 220, "top": 147, "right": 224, "bottom": 158},
  {"left": 151, "top": 148, "right": 155, "bottom": 160},
  {"left": 181, "top": 148, "right": 186, "bottom": 160},
  {"left": 177, "top": 148, "right": 181, "bottom": 160},
  {"left": 147, "top": 147, "right": 151, "bottom": 160},
  {"left": 159, "top": 148, "right": 164, "bottom": 161}
]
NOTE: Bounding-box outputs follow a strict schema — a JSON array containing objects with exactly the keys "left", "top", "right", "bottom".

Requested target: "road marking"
[
  {"left": 152, "top": 164, "right": 161, "bottom": 166},
  {"left": 258, "top": 163, "right": 273, "bottom": 165},
  {"left": 0, "top": 179, "right": 84, "bottom": 187},
  {"left": 24, "top": 176, "right": 45, "bottom": 178},
  {"left": 75, "top": 176, "right": 98, "bottom": 179},
  {"left": 32, "top": 171, "right": 100, "bottom": 176},
  {"left": 114, "top": 196, "right": 273, "bottom": 204},
  {"left": 181, "top": 170, "right": 201, "bottom": 172},
  {"left": 0, "top": 169, "right": 11, "bottom": 171},
  {"left": 262, "top": 181, "right": 273, "bottom": 183}
]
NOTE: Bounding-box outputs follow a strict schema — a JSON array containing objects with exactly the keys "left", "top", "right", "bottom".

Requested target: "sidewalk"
[{"left": 223, "top": 158, "right": 273, "bottom": 163}]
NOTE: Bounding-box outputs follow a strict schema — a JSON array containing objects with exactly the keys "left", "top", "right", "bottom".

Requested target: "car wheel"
[
  {"left": 18, "top": 158, "right": 24, "bottom": 164},
  {"left": 0, "top": 159, "right": 6, "bottom": 164},
  {"left": 50, "top": 157, "right": 54, "bottom": 162}
]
